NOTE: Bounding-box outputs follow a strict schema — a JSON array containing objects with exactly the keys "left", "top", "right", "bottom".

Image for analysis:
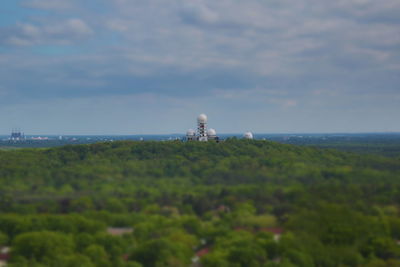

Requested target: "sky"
[{"left": 0, "top": 0, "right": 399, "bottom": 134}]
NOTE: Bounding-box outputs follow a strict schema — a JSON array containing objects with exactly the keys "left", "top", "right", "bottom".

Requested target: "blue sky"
[{"left": 0, "top": 0, "right": 399, "bottom": 134}]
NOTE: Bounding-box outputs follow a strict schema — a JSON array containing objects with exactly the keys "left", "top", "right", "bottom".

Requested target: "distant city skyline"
[{"left": 1, "top": 0, "right": 399, "bottom": 134}]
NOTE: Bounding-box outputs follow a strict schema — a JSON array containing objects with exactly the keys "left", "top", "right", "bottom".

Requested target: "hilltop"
[{"left": 1, "top": 140, "right": 400, "bottom": 266}]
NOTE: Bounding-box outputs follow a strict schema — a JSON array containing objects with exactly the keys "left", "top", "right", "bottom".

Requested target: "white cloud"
[
  {"left": 180, "top": 1, "right": 219, "bottom": 24},
  {"left": 46, "top": 18, "right": 93, "bottom": 36},
  {"left": 6, "top": 36, "right": 34, "bottom": 46},
  {"left": 6, "top": 0, "right": 398, "bottom": 76},
  {"left": 23, "top": 0, "right": 75, "bottom": 10},
  {"left": 106, "top": 19, "right": 130, "bottom": 33},
  {"left": 97, "top": 0, "right": 400, "bottom": 77},
  {"left": 20, "top": 23, "right": 41, "bottom": 37},
  {"left": 3, "top": 19, "right": 93, "bottom": 46}
]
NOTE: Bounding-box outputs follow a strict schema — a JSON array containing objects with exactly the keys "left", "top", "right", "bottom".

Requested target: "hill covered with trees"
[{"left": 1, "top": 139, "right": 400, "bottom": 266}]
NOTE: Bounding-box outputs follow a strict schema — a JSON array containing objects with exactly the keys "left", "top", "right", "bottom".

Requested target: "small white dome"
[
  {"left": 186, "top": 129, "right": 196, "bottom": 136},
  {"left": 197, "top": 113, "right": 208, "bottom": 123},
  {"left": 207, "top": 128, "right": 217, "bottom": 136},
  {"left": 243, "top": 132, "right": 254, "bottom": 139}
]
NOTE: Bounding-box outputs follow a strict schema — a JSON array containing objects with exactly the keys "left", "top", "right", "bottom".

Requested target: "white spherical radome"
[
  {"left": 197, "top": 114, "right": 208, "bottom": 123},
  {"left": 243, "top": 132, "right": 254, "bottom": 139},
  {"left": 207, "top": 128, "right": 217, "bottom": 136},
  {"left": 186, "top": 129, "right": 196, "bottom": 136}
]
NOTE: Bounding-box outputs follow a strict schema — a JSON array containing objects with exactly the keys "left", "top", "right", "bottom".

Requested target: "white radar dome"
[
  {"left": 207, "top": 128, "right": 217, "bottom": 136},
  {"left": 197, "top": 114, "right": 208, "bottom": 123},
  {"left": 186, "top": 129, "right": 196, "bottom": 136},
  {"left": 243, "top": 132, "right": 254, "bottom": 139}
]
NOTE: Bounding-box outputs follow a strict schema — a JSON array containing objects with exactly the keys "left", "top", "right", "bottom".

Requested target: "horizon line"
[{"left": 1, "top": 132, "right": 400, "bottom": 136}]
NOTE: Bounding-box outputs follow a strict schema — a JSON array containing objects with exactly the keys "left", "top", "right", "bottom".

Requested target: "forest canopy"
[{"left": 0, "top": 139, "right": 400, "bottom": 266}]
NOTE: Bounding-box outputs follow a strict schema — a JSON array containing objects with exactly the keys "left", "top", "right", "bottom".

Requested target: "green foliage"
[
  {"left": 130, "top": 238, "right": 191, "bottom": 267},
  {"left": 202, "top": 230, "right": 270, "bottom": 267},
  {"left": 11, "top": 231, "right": 74, "bottom": 262},
  {"left": 0, "top": 231, "right": 8, "bottom": 245},
  {"left": 0, "top": 214, "right": 105, "bottom": 239},
  {"left": 84, "top": 244, "right": 110, "bottom": 267},
  {"left": 1, "top": 140, "right": 400, "bottom": 266}
]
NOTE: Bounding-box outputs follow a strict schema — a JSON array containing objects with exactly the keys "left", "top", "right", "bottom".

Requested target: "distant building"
[
  {"left": 207, "top": 128, "right": 218, "bottom": 141},
  {"left": 186, "top": 114, "right": 220, "bottom": 142},
  {"left": 10, "top": 129, "right": 24, "bottom": 141},
  {"left": 185, "top": 114, "right": 254, "bottom": 141},
  {"left": 186, "top": 129, "right": 196, "bottom": 141},
  {"left": 243, "top": 131, "right": 254, "bottom": 140},
  {"left": 106, "top": 227, "right": 133, "bottom": 236}
]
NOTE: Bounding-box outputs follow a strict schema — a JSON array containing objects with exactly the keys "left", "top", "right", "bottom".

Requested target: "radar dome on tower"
[{"left": 197, "top": 114, "right": 208, "bottom": 123}]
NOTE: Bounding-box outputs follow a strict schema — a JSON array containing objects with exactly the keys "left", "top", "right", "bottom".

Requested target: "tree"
[
  {"left": 11, "top": 231, "right": 74, "bottom": 262},
  {"left": 129, "top": 238, "right": 191, "bottom": 267},
  {"left": 84, "top": 244, "right": 110, "bottom": 267},
  {"left": 0, "top": 231, "right": 8, "bottom": 245}
]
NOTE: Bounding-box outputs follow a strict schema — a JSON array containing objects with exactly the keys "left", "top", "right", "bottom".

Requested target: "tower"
[{"left": 197, "top": 114, "right": 208, "bottom": 142}]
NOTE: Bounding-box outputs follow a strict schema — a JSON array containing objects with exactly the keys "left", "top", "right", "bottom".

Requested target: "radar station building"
[
  {"left": 186, "top": 114, "right": 219, "bottom": 142},
  {"left": 186, "top": 114, "right": 254, "bottom": 141}
]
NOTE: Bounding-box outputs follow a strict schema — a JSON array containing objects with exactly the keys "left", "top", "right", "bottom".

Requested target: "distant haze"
[{"left": 0, "top": 0, "right": 399, "bottom": 134}]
